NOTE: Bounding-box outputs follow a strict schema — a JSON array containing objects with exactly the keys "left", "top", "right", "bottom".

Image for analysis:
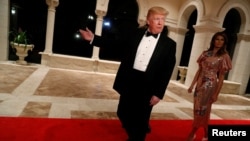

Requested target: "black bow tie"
[{"left": 146, "top": 31, "right": 158, "bottom": 38}]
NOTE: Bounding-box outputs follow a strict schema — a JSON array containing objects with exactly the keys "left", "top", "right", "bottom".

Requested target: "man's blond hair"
[{"left": 147, "top": 6, "right": 169, "bottom": 18}]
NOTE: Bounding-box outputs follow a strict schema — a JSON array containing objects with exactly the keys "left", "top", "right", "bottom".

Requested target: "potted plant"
[{"left": 9, "top": 28, "right": 34, "bottom": 65}]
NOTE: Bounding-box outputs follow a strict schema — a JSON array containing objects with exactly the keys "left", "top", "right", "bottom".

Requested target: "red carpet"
[{"left": 0, "top": 117, "right": 250, "bottom": 141}]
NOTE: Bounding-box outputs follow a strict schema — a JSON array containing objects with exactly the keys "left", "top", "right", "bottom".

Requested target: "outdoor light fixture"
[
  {"left": 103, "top": 21, "right": 110, "bottom": 27},
  {"left": 88, "top": 15, "right": 94, "bottom": 20},
  {"left": 11, "top": 7, "right": 16, "bottom": 15},
  {"left": 74, "top": 32, "right": 81, "bottom": 40}
]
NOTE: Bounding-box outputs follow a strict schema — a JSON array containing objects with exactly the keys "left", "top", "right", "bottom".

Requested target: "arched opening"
[
  {"left": 9, "top": 0, "right": 47, "bottom": 64},
  {"left": 99, "top": 0, "right": 139, "bottom": 61},
  {"left": 223, "top": 8, "right": 240, "bottom": 60},
  {"left": 246, "top": 78, "right": 250, "bottom": 94},
  {"left": 222, "top": 8, "right": 241, "bottom": 80},
  {"left": 177, "top": 9, "right": 197, "bottom": 80},
  {"left": 53, "top": 0, "right": 97, "bottom": 58}
]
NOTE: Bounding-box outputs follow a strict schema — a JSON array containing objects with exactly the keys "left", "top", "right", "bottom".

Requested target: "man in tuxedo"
[{"left": 79, "top": 6, "right": 176, "bottom": 141}]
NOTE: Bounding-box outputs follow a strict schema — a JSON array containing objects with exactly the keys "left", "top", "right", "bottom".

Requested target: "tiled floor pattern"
[{"left": 0, "top": 62, "right": 250, "bottom": 120}]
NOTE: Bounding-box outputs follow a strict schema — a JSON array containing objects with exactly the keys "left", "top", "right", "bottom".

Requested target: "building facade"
[{"left": 0, "top": 0, "right": 250, "bottom": 95}]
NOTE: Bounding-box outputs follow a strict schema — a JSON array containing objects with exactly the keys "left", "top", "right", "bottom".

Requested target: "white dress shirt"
[{"left": 133, "top": 33, "right": 160, "bottom": 72}]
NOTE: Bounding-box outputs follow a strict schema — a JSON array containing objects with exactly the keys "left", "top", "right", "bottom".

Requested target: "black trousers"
[{"left": 117, "top": 69, "right": 153, "bottom": 141}]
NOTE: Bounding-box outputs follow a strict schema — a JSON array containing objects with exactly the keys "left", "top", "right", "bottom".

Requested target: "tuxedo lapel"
[
  {"left": 146, "top": 33, "right": 166, "bottom": 71},
  {"left": 130, "top": 29, "right": 148, "bottom": 61}
]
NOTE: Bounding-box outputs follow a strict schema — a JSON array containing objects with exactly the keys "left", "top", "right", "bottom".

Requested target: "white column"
[
  {"left": 171, "top": 27, "right": 188, "bottom": 80},
  {"left": 138, "top": 19, "right": 146, "bottom": 27},
  {"left": 91, "top": 0, "right": 109, "bottom": 59},
  {"left": 185, "top": 25, "right": 224, "bottom": 86},
  {"left": 229, "top": 34, "right": 250, "bottom": 94},
  {"left": 0, "top": 0, "right": 9, "bottom": 61},
  {"left": 92, "top": 10, "right": 107, "bottom": 59},
  {"left": 43, "top": 0, "right": 59, "bottom": 54}
]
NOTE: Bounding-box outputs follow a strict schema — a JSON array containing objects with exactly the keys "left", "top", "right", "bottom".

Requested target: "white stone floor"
[{"left": 0, "top": 61, "right": 250, "bottom": 120}]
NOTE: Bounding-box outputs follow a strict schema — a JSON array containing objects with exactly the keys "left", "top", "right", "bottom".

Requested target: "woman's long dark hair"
[{"left": 207, "top": 32, "right": 228, "bottom": 56}]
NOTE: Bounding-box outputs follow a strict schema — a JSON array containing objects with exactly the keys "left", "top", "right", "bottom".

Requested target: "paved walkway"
[{"left": 0, "top": 61, "right": 250, "bottom": 120}]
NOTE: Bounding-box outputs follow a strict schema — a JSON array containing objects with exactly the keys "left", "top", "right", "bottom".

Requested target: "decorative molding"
[
  {"left": 95, "top": 10, "right": 107, "bottom": 17},
  {"left": 176, "top": 27, "right": 189, "bottom": 35},
  {"left": 199, "top": 16, "right": 221, "bottom": 24},
  {"left": 138, "top": 19, "right": 146, "bottom": 27},
  {"left": 46, "top": 0, "right": 59, "bottom": 7},
  {"left": 96, "top": 0, "right": 109, "bottom": 12},
  {"left": 237, "top": 33, "right": 250, "bottom": 41},
  {"left": 167, "top": 26, "right": 179, "bottom": 33},
  {"left": 193, "top": 25, "right": 224, "bottom": 33}
]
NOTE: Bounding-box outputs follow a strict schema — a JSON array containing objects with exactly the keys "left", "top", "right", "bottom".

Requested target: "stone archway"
[
  {"left": 177, "top": 9, "right": 197, "bottom": 81},
  {"left": 179, "top": 10, "right": 197, "bottom": 67},
  {"left": 218, "top": 1, "right": 250, "bottom": 95}
]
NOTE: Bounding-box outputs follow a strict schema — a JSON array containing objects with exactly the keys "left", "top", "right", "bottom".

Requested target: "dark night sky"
[{"left": 10, "top": 0, "right": 138, "bottom": 61}]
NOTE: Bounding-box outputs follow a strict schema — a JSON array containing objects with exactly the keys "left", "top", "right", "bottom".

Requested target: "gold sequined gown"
[{"left": 192, "top": 51, "right": 232, "bottom": 128}]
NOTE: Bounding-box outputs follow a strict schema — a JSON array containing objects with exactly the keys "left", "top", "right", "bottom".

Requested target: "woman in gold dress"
[{"left": 186, "top": 32, "right": 232, "bottom": 141}]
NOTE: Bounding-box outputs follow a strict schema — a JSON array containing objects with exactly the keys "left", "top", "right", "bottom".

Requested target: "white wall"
[{"left": 0, "top": 0, "right": 9, "bottom": 61}]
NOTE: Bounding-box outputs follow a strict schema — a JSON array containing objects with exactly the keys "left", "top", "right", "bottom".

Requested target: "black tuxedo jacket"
[{"left": 92, "top": 26, "right": 176, "bottom": 99}]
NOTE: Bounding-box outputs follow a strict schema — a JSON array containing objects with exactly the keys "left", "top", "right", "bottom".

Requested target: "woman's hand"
[
  {"left": 187, "top": 86, "right": 193, "bottom": 93},
  {"left": 210, "top": 95, "right": 218, "bottom": 103}
]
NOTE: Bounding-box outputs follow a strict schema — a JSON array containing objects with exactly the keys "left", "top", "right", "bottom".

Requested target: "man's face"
[{"left": 147, "top": 14, "right": 166, "bottom": 34}]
